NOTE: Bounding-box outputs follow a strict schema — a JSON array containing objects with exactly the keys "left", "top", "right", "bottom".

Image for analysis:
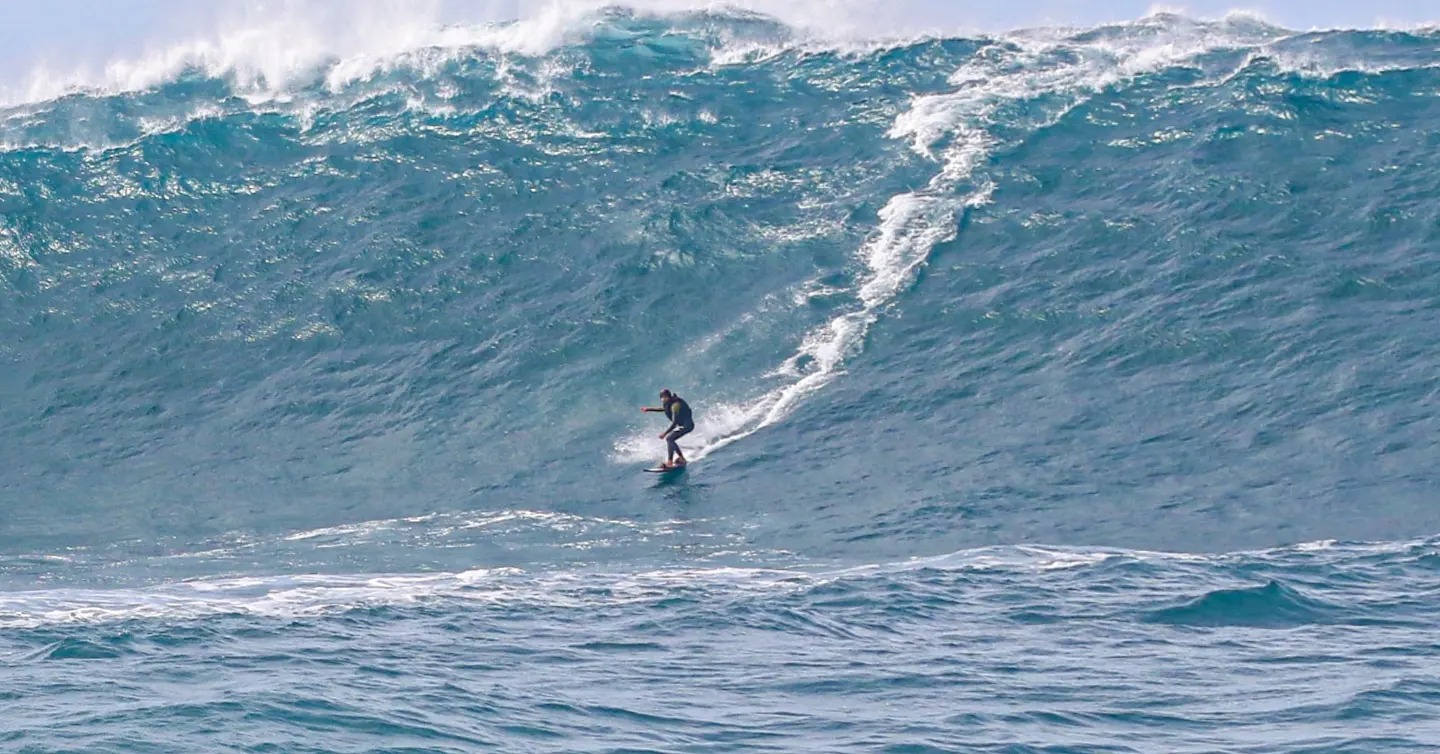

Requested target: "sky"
[{"left": 1, "top": 0, "right": 1437, "bottom": 97}]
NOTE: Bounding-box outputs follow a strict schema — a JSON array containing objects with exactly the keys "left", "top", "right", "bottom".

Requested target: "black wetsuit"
[{"left": 663, "top": 396, "right": 694, "bottom": 458}]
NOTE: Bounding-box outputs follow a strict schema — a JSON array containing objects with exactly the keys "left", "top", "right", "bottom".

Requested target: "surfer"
[{"left": 640, "top": 389, "right": 694, "bottom": 468}]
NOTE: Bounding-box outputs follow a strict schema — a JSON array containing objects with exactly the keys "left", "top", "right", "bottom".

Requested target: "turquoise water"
[{"left": 4, "top": 9, "right": 1440, "bottom": 752}]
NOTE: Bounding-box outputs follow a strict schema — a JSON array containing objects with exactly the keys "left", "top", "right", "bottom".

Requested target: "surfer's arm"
[{"left": 640, "top": 406, "right": 664, "bottom": 413}]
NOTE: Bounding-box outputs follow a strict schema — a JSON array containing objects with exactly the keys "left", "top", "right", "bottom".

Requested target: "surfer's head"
[{"left": 659, "top": 388, "right": 673, "bottom": 403}]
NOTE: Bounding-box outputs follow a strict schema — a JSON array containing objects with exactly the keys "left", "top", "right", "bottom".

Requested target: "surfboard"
[{"left": 643, "top": 464, "right": 687, "bottom": 473}]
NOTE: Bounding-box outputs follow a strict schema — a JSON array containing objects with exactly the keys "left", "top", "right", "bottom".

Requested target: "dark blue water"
[{"left": 3, "top": 9, "right": 1440, "bottom": 752}]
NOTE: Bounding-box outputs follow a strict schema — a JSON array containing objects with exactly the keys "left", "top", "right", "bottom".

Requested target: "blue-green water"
[{"left": 4, "top": 9, "right": 1440, "bottom": 752}]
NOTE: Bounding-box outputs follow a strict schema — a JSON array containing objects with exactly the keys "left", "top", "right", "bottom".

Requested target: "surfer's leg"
[{"left": 667, "top": 426, "right": 692, "bottom": 464}]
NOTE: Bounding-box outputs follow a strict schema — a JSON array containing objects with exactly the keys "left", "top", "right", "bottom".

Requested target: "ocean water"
[{"left": 4, "top": 7, "right": 1440, "bottom": 752}]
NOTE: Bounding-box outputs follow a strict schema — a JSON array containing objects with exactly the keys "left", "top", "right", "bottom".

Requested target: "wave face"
[{"left": 4, "top": 10, "right": 1440, "bottom": 753}]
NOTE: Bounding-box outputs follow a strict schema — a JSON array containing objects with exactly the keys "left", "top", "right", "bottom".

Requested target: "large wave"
[{"left": 4, "top": 8, "right": 1440, "bottom": 557}]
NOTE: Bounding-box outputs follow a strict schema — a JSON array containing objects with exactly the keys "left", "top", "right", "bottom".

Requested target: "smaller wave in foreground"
[{"left": 1144, "top": 580, "right": 1347, "bottom": 628}]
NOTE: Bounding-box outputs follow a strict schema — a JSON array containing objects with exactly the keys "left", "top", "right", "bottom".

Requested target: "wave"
[
  {"left": 7, "top": 6, "right": 1438, "bottom": 114},
  {"left": 6, "top": 7, "right": 1440, "bottom": 556},
  {"left": 1144, "top": 580, "right": 1346, "bottom": 627}
]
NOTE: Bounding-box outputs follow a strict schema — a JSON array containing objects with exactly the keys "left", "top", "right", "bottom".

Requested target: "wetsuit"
[{"left": 663, "top": 395, "right": 695, "bottom": 459}]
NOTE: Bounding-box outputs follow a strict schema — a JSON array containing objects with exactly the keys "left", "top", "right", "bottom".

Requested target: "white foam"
[
  {"left": 0, "top": 1, "right": 906, "bottom": 108},
  {"left": 0, "top": 551, "right": 1033, "bottom": 628},
  {"left": 0, "top": 563, "right": 816, "bottom": 628},
  {"left": 9, "top": 534, "right": 1435, "bottom": 628},
  {"left": 2, "top": 1, "right": 548, "bottom": 107}
]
